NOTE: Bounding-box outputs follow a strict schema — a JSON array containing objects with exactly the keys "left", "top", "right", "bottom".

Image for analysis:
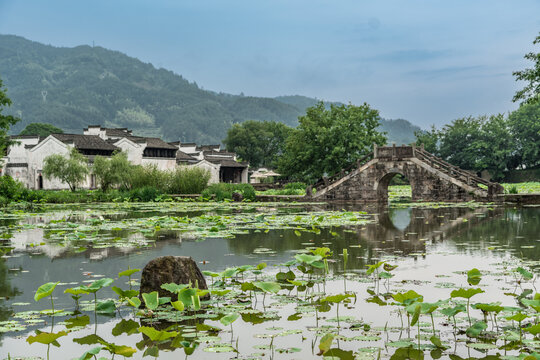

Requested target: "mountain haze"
[{"left": 0, "top": 34, "right": 419, "bottom": 144}]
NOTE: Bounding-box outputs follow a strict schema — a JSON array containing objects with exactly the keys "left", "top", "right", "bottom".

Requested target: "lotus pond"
[{"left": 0, "top": 200, "right": 539, "bottom": 360}]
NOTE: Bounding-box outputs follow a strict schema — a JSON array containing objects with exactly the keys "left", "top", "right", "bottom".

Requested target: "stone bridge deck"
[{"left": 308, "top": 145, "right": 503, "bottom": 202}]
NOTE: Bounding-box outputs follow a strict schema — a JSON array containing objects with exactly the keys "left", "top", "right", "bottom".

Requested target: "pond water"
[{"left": 0, "top": 201, "right": 538, "bottom": 359}]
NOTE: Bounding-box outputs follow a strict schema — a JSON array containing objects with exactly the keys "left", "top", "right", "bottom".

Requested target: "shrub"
[
  {"left": 505, "top": 185, "right": 519, "bottom": 194},
  {"left": 127, "top": 165, "right": 168, "bottom": 192},
  {"left": 167, "top": 167, "right": 210, "bottom": 194},
  {"left": 127, "top": 186, "right": 162, "bottom": 202},
  {"left": 0, "top": 175, "right": 27, "bottom": 203},
  {"left": 201, "top": 183, "right": 256, "bottom": 201},
  {"left": 284, "top": 182, "right": 306, "bottom": 190}
]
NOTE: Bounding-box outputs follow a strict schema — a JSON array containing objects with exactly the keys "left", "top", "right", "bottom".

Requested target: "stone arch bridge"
[{"left": 307, "top": 145, "right": 504, "bottom": 202}]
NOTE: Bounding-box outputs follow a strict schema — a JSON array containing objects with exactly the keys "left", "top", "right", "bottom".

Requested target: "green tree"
[
  {"left": 93, "top": 151, "right": 132, "bottom": 191},
  {"left": 223, "top": 120, "right": 293, "bottom": 168},
  {"left": 476, "top": 114, "right": 513, "bottom": 180},
  {"left": 508, "top": 102, "right": 540, "bottom": 169},
  {"left": 278, "top": 102, "right": 386, "bottom": 182},
  {"left": 43, "top": 148, "right": 89, "bottom": 191},
  {"left": 19, "top": 123, "right": 63, "bottom": 137},
  {"left": 0, "top": 77, "right": 20, "bottom": 161},
  {"left": 414, "top": 125, "right": 440, "bottom": 156},
  {"left": 438, "top": 117, "right": 484, "bottom": 171},
  {"left": 513, "top": 33, "right": 540, "bottom": 105}
]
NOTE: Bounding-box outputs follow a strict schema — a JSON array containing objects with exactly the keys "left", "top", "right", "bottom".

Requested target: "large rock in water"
[{"left": 139, "top": 256, "right": 209, "bottom": 301}]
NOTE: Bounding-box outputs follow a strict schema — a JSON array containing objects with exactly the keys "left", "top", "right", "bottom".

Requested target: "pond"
[{"left": 0, "top": 201, "right": 538, "bottom": 359}]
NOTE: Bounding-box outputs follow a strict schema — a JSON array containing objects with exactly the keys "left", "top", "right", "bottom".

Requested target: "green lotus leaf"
[
  {"left": 34, "top": 282, "right": 59, "bottom": 302},
  {"left": 118, "top": 268, "right": 140, "bottom": 278},
  {"left": 450, "top": 288, "right": 484, "bottom": 299},
  {"left": 220, "top": 313, "right": 240, "bottom": 326},
  {"left": 27, "top": 330, "right": 67, "bottom": 345},
  {"left": 139, "top": 326, "right": 178, "bottom": 342},
  {"left": 254, "top": 281, "right": 281, "bottom": 293},
  {"left": 142, "top": 291, "right": 159, "bottom": 310}
]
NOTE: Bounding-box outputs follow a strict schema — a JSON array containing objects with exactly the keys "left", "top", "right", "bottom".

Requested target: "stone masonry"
[{"left": 311, "top": 145, "right": 504, "bottom": 202}]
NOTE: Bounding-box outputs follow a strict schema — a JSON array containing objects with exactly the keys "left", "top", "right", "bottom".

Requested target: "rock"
[
  {"left": 139, "top": 256, "right": 209, "bottom": 301},
  {"left": 232, "top": 191, "right": 243, "bottom": 202}
]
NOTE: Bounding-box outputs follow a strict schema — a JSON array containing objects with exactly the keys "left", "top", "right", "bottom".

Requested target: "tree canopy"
[
  {"left": 0, "top": 77, "right": 20, "bottom": 160},
  {"left": 513, "top": 32, "right": 540, "bottom": 105},
  {"left": 278, "top": 102, "right": 386, "bottom": 183},
  {"left": 223, "top": 120, "right": 293, "bottom": 169},
  {"left": 508, "top": 102, "right": 540, "bottom": 169},
  {"left": 414, "top": 108, "right": 539, "bottom": 180},
  {"left": 19, "top": 122, "right": 63, "bottom": 137},
  {"left": 43, "top": 148, "right": 89, "bottom": 191}
]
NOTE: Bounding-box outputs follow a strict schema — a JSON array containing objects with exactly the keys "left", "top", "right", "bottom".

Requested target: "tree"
[
  {"left": 278, "top": 102, "right": 386, "bottom": 182},
  {"left": 43, "top": 148, "right": 89, "bottom": 191},
  {"left": 438, "top": 116, "right": 484, "bottom": 171},
  {"left": 414, "top": 125, "right": 440, "bottom": 156},
  {"left": 0, "top": 77, "right": 20, "bottom": 161},
  {"left": 19, "top": 123, "right": 63, "bottom": 137},
  {"left": 223, "top": 120, "right": 293, "bottom": 168},
  {"left": 513, "top": 33, "right": 540, "bottom": 105},
  {"left": 476, "top": 114, "right": 513, "bottom": 180},
  {"left": 93, "top": 151, "right": 133, "bottom": 191},
  {"left": 508, "top": 102, "right": 540, "bottom": 169}
]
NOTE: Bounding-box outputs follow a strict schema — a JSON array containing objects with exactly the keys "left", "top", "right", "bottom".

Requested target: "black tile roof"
[{"left": 50, "top": 134, "right": 118, "bottom": 151}]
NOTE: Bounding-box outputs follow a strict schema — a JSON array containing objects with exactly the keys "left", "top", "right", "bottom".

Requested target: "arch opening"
[{"left": 376, "top": 171, "right": 412, "bottom": 203}]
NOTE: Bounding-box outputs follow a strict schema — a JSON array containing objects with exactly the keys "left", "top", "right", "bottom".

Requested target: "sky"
[{"left": 0, "top": 0, "right": 539, "bottom": 128}]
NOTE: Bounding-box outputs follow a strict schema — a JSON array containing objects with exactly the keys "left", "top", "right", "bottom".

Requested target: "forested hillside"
[{"left": 0, "top": 34, "right": 419, "bottom": 144}]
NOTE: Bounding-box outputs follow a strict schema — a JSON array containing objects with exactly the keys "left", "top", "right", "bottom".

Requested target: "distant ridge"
[{"left": 0, "top": 34, "right": 420, "bottom": 145}]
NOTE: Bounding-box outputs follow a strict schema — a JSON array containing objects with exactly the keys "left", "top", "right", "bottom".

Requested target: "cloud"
[
  {"left": 368, "top": 49, "right": 450, "bottom": 63},
  {"left": 407, "top": 65, "right": 486, "bottom": 80}
]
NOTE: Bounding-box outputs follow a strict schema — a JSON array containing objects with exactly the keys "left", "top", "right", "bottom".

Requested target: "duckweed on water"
[
  {"left": 0, "top": 243, "right": 538, "bottom": 359},
  {"left": 0, "top": 201, "right": 537, "bottom": 359}
]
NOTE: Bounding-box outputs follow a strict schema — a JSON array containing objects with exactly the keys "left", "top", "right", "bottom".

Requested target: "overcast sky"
[{"left": 0, "top": 0, "right": 539, "bottom": 128}]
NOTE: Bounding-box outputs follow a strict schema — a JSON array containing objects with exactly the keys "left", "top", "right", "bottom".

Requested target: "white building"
[{"left": 2, "top": 125, "right": 248, "bottom": 189}]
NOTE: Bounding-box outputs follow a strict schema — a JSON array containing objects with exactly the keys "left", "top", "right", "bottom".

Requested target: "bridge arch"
[
  {"left": 310, "top": 145, "right": 503, "bottom": 202},
  {"left": 375, "top": 168, "right": 415, "bottom": 202}
]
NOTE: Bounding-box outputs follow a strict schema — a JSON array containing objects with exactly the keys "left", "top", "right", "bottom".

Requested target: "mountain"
[
  {"left": 378, "top": 118, "right": 421, "bottom": 145},
  {"left": 0, "top": 34, "right": 419, "bottom": 145}
]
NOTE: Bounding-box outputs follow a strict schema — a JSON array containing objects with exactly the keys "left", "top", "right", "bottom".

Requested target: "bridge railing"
[
  {"left": 312, "top": 152, "right": 373, "bottom": 191},
  {"left": 414, "top": 147, "right": 491, "bottom": 188}
]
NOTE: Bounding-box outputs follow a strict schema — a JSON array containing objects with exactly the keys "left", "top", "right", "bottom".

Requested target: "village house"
[{"left": 1, "top": 125, "right": 248, "bottom": 189}]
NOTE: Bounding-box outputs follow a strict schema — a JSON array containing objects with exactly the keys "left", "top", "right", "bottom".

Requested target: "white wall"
[
  {"left": 193, "top": 161, "right": 220, "bottom": 184},
  {"left": 141, "top": 157, "right": 177, "bottom": 171},
  {"left": 114, "top": 139, "right": 143, "bottom": 165},
  {"left": 28, "top": 137, "right": 71, "bottom": 190}
]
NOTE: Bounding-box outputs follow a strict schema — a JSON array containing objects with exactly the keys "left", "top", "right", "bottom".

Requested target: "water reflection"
[{"left": 0, "top": 205, "right": 537, "bottom": 328}]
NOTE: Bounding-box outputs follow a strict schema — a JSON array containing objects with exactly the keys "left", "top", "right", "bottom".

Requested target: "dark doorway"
[{"left": 38, "top": 174, "right": 43, "bottom": 189}]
